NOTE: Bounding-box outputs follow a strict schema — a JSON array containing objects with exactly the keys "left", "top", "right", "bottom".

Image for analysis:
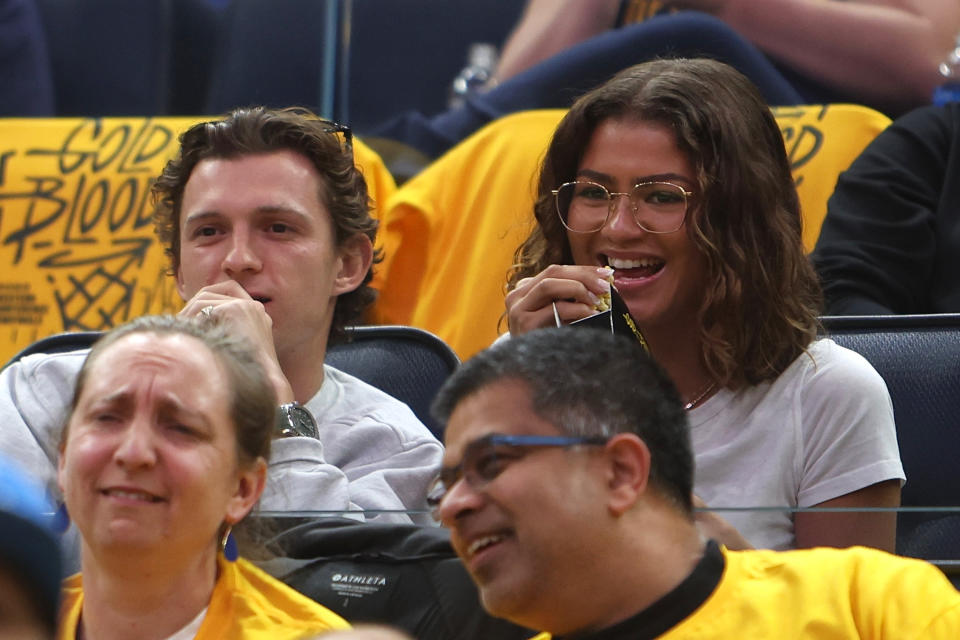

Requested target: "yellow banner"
[{"left": 0, "top": 118, "right": 197, "bottom": 362}]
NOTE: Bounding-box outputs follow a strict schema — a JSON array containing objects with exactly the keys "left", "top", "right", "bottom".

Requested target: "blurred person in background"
[
  {"left": 813, "top": 103, "right": 960, "bottom": 315},
  {"left": 374, "top": 0, "right": 959, "bottom": 158},
  {"left": 0, "top": 454, "right": 62, "bottom": 640},
  {"left": 494, "top": 0, "right": 959, "bottom": 115}
]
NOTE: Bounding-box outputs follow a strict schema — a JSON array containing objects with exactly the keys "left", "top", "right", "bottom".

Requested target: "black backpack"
[{"left": 259, "top": 517, "right": 537, "bottom": 640}]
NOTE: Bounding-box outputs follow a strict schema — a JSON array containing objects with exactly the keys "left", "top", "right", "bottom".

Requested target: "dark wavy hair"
[
  {"left": 152, "top": 106, "right": 381, "bottom": 343},
  {"left": 508, "top": 58, "right": 822, "bottom": 388}
]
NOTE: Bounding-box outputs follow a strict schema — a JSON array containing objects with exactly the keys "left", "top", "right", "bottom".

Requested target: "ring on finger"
[{"left": 201, "top": 305, "right": 215, "bottom": 319}]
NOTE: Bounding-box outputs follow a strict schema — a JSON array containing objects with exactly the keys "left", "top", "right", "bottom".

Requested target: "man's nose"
[
  {"left": 437, "top": 476, "right": 485, "bottom": 527},
  {"left": 221, "top": 229, "right": 262, "bottom": 276}
]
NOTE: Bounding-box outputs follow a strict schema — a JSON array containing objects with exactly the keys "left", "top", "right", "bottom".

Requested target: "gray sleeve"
[
  {"left": 338, "top": 418, "right": 443, "bottom": 526},
  {"left": 259, "top": 436, "right": 356, "bottom": 516},
  {"left": 0, "top": 352, "right": 84, "bottom": 497}
]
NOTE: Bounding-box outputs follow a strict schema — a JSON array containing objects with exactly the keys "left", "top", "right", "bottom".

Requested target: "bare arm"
[
  {"left": 666, "top": 0, "right": 960, "bottom": 111},
  {"left": 793, "top": 479, "right": 901, "bottom": 551},
  {"left": 492, "top": 0, "right": 621, "bottom": 84},
  {"left": 692, "top": 495, "right": 754, "bottom": 550}
]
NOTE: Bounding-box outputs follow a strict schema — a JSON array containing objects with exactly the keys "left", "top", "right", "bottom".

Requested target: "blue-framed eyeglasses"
[{"left": 426, "top": 434, "right": 608, "bottom": 518}]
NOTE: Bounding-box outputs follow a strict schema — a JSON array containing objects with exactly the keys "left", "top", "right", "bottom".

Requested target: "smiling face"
[
  {"left": 176, "top": 150, "right": 360, "bottom": 361},
  {"left": 437, "top": 380, "right": 611, "bottom": 630},
  {"left": 58, "top": 333, "right": 261, "bottom": 561},
  {"left": 566, "top": 118, "right": 707, "bottom": 337}
]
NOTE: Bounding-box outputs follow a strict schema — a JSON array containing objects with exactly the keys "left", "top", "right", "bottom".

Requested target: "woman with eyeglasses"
[{"left": 504, "top": 58, "right": 903, "bottom": 551}]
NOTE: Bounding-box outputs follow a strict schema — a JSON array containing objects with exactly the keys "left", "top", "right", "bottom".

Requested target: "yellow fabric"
[
  {"left": 530, "top": 546, "right": 960, "bottom": 639},
  {"left": 773, "top": 104, "right": 891, "bottom": 250},
  {"left": 57, "top": 556, "right": 350, "bottom": 639},
  {"left": 372, "top": 105, "right": 891, "bottom": 360},
  {"left": 620, "top": 1, "right": 665, "bottom": 23},
  {"left": 370, "top": 110, "right": 552, "bottom": 355},
  {"left": 0, "top": 117, "right": 394, "bottom": 364}
]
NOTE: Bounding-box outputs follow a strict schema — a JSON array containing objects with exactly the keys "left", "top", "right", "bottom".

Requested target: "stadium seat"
[
  {"left": 326, "top": 325, "right": 459, "bottom": 439},
  {"left": 822, "top": 313, "right": 960, "bottom": 570}
]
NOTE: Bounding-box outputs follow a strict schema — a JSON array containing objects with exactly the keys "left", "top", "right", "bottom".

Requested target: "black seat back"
[
  {"left": 822, "top": 314, "right": 960, "bottom": 562},
  {"left": 327, "top": 325, "right": 459, "bottom": 439}
]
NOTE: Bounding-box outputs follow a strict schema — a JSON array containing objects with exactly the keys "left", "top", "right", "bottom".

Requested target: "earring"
[
  {"left": 220, "top": 525, "right": 238, "bottom": 562},
  {"left": 52, "top": 502, "right": 70, "bottom": 534}
]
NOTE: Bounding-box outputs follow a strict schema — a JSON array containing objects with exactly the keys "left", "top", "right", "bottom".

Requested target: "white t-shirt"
[{"left": 689, "top": 338, "right": 904, "bottom": 550}]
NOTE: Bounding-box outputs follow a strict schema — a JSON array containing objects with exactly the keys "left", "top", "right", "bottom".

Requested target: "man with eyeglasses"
[
  {"left": 0, "top": 107, "right": 443, "bottom": 532},
  {"left": 430, "top": 328, "right": 960, "bottom": 639}
]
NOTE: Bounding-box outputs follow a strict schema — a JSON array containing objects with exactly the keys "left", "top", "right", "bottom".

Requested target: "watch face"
[{"left": 278, "top": 404, "right": 319, "bottom": 439}]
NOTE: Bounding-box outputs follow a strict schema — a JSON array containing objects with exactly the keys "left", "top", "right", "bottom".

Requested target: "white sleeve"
[
  {"left": 261, "top": 421, "right": 442, "bottom": 525},
  {"left": 797, "top": 340, "right": 905, "bottom": 507}
]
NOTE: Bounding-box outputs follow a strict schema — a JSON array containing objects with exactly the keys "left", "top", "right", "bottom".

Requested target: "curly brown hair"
[
  {"left": 509, "top": 58, "right": 822, "bottom": 389},
  {"left": 152, "top": 106, "right": 381, "bottom": 344}
]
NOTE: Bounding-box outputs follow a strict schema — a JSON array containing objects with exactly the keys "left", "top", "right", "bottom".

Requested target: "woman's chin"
[{"left": 88, "top": 522, "right": 163, "bottom": 554}]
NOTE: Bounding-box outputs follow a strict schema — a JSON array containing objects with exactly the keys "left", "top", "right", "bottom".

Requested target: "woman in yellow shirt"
[{"left": 55, "top": 315, "right": 349, "bottom": 640}]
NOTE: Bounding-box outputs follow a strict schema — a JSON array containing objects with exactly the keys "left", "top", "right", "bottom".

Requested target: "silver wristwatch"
[{"left": 275, "top": 402, "right": 319, "bottom": 439}]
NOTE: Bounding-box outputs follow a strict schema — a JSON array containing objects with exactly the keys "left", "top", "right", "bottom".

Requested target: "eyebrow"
[
  {"left": 85, "top": 390, "right": 134, "bottom": 413},
  {"left": 158, "top": 397, "right": 213, "bottom": 429},
  {"left": 84, "top": 390, "right": 214, "bottom": 431},
  {"left": 440, "top": 433, "right": 499, "bottom": 469},
  {"left": 182, "top": 205, "right": 313, "bottom": 227},
  {"left": 576, "top": 169, "right": 694, "bottom": 186}
]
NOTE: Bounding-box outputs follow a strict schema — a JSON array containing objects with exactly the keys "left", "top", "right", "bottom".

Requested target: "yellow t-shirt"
[
  {"left": 58, "top": 556, "right": 350, "bottom": 639},
  {"left": 532, "top": 546, "right": 960, "bottom": 639}
]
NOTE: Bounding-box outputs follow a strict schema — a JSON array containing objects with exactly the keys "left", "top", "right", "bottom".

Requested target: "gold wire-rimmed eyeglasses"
[{"left": 552, "top": 180, "right": 693, "bottom": 234}]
